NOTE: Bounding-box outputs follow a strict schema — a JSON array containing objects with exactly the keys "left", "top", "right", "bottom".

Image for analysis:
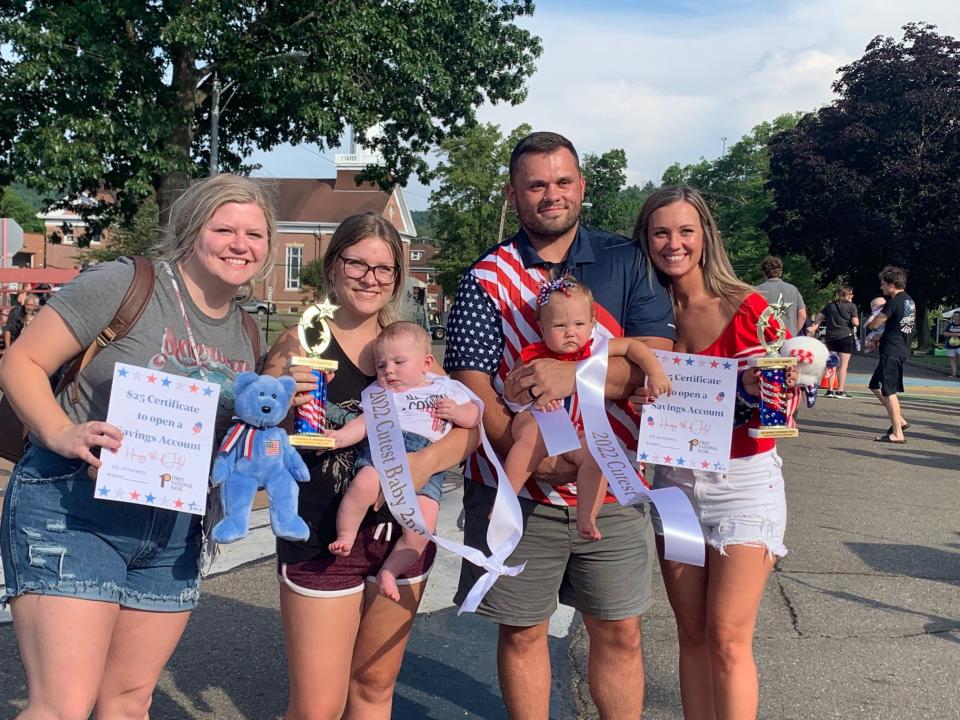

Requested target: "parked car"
[
  {"left": 238, "top": 297, "right": 277, "bottom": 316},
  {"left": 430, "top": 324, "right": 446, "bottom": 342}
]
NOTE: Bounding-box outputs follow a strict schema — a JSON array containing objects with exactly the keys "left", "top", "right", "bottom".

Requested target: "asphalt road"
[{"left": 1, "top": 354, "right": 957, "bottom": 719}]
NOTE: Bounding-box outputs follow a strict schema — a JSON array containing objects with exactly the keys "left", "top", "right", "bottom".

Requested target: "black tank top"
[{"left": 276, "top": 332, "right": 384, "bottom": 564}]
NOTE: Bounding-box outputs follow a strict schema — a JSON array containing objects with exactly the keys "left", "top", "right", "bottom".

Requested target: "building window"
[
  {"left": 410, "top": 250, "right": 423, "bottom": 261},
  {"left": 286, "top": 246, "right": 303, "bottom": 290}
]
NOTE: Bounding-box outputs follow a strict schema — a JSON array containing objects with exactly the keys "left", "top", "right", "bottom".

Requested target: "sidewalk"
[{"left": 1, "top": 357, "right": 958, "bottom": 718}]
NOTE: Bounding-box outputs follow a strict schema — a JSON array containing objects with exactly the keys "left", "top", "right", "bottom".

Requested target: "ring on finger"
[{"left": 528, "top": 386, "right": 541, "bottom": 401}]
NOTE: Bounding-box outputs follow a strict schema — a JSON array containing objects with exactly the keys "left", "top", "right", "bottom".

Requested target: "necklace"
[{"left": 163, "top": 262, "right": 209, "bottom": 382}]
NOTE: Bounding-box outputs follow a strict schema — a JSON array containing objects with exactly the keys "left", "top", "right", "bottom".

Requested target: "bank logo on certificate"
[
  {"left": 96, "top": 362, "right": 221, "bottom": 515},
  {"left": 637, "top": 351, "right": 737, "bottom": 473}
]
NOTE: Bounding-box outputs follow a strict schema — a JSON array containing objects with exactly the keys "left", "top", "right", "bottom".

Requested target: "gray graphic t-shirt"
[
  {"left": 755, "top": 278, "right": 806, "bottom": 336},
  {"left": 45, "top": 258, "right": 262, "bottom": 444}
]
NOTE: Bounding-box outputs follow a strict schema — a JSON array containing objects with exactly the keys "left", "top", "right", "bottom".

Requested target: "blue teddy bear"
[{"left": 210, "top": 372, "right": 311, "bottom": 543}]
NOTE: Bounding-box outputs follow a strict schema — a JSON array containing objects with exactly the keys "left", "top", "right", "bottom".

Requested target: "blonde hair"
[
  {"left": 323, "top": 213, "right": 404, "bottom": 327},
  {"left": 152, "top": 174, "right": 279, "bottom": 298},
  {"left": 375, "top": 321, "right": 431, "bottom": 356},
  {"left": 632, "top": 186, "right": 752, "bottom": 309}
]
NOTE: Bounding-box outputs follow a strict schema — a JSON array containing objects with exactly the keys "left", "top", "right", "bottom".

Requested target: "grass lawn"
[
  {"left": 256, "top": 312, "right": 300, "bottom": 348},
  {"left": 912, "top": 354, "right": 952, "bottom": 371}
]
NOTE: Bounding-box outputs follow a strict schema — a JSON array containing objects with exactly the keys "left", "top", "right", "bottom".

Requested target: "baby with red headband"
[{"left": 504, "top": 276, "right": 672, "bottom": 540}]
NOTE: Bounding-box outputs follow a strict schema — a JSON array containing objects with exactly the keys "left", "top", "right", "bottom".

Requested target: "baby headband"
[{"left": 537, "top": 277, "right": 575, "bottom": 306}]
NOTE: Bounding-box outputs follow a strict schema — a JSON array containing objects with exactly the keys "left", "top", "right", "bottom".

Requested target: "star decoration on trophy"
[
  {"left": 756, "top": 294, "right": 789, "bottom": 356},
  {"left": 298, "top": 298, "right": 339, "bottom": 358}
]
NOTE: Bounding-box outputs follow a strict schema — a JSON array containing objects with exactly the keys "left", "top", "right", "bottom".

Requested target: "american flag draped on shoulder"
[{"left": 466, "top": 243, "right": 644, "bottom": 507}]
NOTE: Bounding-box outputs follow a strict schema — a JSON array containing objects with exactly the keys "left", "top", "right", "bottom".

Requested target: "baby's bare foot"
[
  {"left": 328, "top": 535, "right": 355, "bottom": 556},
  {"left": 377, "top": 569, "right": 401, "bottom": 602}
]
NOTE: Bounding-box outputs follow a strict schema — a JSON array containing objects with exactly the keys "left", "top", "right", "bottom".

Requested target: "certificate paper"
[
  {"left": 96, "top": 362, "right": 221, "bottom": 515},
  {"left": 636, "top": 351, "right": 737, "bottom": 474}
]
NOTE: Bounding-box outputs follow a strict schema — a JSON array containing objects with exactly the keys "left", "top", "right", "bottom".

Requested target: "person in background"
[
  {"left": 867, "top": 266, "right": 915, "bottom": 444},
  {"left": 3, "top": 293, "right": 40, "bottom": 348},
  {"left": 755, "top": 255, "right": 806, "bottom": 336},
  {"left": 808, "top": 286, "right": 859, "bottom": 398},
  {"left": 863, "top": 297, "right": 887, "bottom": 353},
  {"left": 942, "top": 312, "right": 960, "bottom": 379}
]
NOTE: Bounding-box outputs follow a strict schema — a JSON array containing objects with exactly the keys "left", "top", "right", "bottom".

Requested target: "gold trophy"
[
  {"left": 747, "top": 295, "right": 798, "bottom": 439},
  {"left": 289, "top": 299, "right": 340, "bottom": 448}
]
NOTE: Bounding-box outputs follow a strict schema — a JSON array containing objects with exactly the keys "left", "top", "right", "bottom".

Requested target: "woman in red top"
[{"left": 633, "top": 186, "right": 789, "bottom": 720}]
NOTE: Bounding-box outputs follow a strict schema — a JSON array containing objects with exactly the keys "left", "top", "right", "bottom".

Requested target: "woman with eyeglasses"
[{"left": 263, "top": 213, "right": 479, "bottom": 719}]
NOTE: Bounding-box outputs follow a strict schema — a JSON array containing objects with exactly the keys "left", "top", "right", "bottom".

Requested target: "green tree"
[
  {"left": 83, "top": 195, "right": 159, "bottom": 263},
  {"left": 581, "top": 149, "right": 627, "bottom": 231},
  {"left": 657, "top": 114, "right": 829, "bottom": 308},
  {"left": 614, "top": 181, "right": 658, "bottom": 236},
  {"left": 410, "top": 209, "right": 437, "bottom": 240},
  {"left": 0, "top": 1, "right": 541, "bottom": 232},
  {"left": 299, "top": 258, "right": 326, "bottom": 302},
  {"left": 0, "top": 186, "right": 43, "bottom": 232},
  {"left": 766, "top": 23, "right": 960, "bottom": 347},
  {"left": 430, "top": 122, "right": 531, "bottom": 297}
]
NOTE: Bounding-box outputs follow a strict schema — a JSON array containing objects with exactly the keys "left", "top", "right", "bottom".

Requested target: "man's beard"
[{"left": 519, "top": 204, "right": 580, "bottom": 239}]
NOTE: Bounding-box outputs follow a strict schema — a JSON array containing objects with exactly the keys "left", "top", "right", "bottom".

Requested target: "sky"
[{"left": 248, "top": 0, "right": 960, "bottom": 211}]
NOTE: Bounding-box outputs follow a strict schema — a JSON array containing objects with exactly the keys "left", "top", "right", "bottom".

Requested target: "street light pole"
[{"left": 209, "top": 73, "right": 221, "bottom": 176}]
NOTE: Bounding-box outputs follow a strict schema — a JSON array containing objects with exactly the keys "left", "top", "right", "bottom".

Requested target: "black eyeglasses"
[{"left": 340, "top": 257, "right": 399, "bottom": 284}]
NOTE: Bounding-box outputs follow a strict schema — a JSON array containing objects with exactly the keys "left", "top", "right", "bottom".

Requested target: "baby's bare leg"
[
  {"left": 377, "top": 496, "right": 439, "bottom": 602},
  {"left": 329, "top": 466, "right": 381, "bottom": 556},
  {"left": 504, "top": 411, "right": 549, "bottom": 494},
  {"left": 570, "top": 447, "right": 606, "bottom": 541}
]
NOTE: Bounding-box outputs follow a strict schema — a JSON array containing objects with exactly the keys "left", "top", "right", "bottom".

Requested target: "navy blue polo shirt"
[{"left": 444, "top": 224, "right": 676, "bottom": 375}]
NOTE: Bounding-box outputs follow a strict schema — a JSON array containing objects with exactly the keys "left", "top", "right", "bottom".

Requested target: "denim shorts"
[
  {"left": 354, "top": 431, "right": 445, "bottom": 504},
  {"left": 1, "top": 444, "right": 203, "bottom": 611},
  {"left": 651, "top": 449, "right": 788, "bottom": 558}
]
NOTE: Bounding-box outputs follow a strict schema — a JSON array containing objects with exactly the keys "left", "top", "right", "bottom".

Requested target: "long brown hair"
[
  {"left": 633, "top": 186, "right": 752, "bottom": 309},
  {"left": 323, "top": 213, "right": 403, "bottom": 327}
]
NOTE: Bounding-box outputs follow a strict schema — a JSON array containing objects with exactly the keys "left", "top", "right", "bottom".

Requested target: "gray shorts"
[{"left": 455, "top": 482, "right": 654, "bottom": 626}]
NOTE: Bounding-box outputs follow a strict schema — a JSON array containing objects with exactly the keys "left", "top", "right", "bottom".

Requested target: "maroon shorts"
[{"left": 278, "top": 521, "right": 437, "bottom": 597}]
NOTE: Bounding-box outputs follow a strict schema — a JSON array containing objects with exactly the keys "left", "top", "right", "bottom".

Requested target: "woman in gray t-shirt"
[{"left": 0, "top": 175, "right": 273, "bottom": 718}]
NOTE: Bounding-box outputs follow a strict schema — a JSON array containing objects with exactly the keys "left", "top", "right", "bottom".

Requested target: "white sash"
[
  {"left": 532, "top": 407, "right": 582, "bottom": 456},
  {"left": 361, "top": 383, "right": 526, "bottom": 614},
  {"left": 576, "top": 333, "right": 706, "bottom": 566}
]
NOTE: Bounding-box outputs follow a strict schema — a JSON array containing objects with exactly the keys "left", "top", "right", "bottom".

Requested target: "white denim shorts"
[{"left": 651, "top": 449, "right": 788, "bottom": 558}]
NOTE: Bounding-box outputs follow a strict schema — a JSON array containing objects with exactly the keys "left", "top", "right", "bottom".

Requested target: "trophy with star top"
[
  {"left": 289, "top": 298, "right": 340, "bottom": 448},
  {"left": 747, "top": 294, "right": 798, "bottom": 439}
]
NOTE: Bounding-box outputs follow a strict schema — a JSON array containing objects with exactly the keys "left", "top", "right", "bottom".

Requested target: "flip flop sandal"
[
  {"left": 885, "top": 423, "right": 911, "bottom": 435},
  {"left": 875, "top": 435, "right": 906, "bottom": 444}
]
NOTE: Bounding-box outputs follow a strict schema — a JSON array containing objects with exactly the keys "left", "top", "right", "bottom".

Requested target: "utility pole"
[
  {"left": 496, "top": 198, "right": 509, "bottom": 243},
  {"left": 209, "top": 73, "right": 221, "bottom": 176},
  {"left": 721, "top": 136, "right": 727, "bottom": 156}
]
